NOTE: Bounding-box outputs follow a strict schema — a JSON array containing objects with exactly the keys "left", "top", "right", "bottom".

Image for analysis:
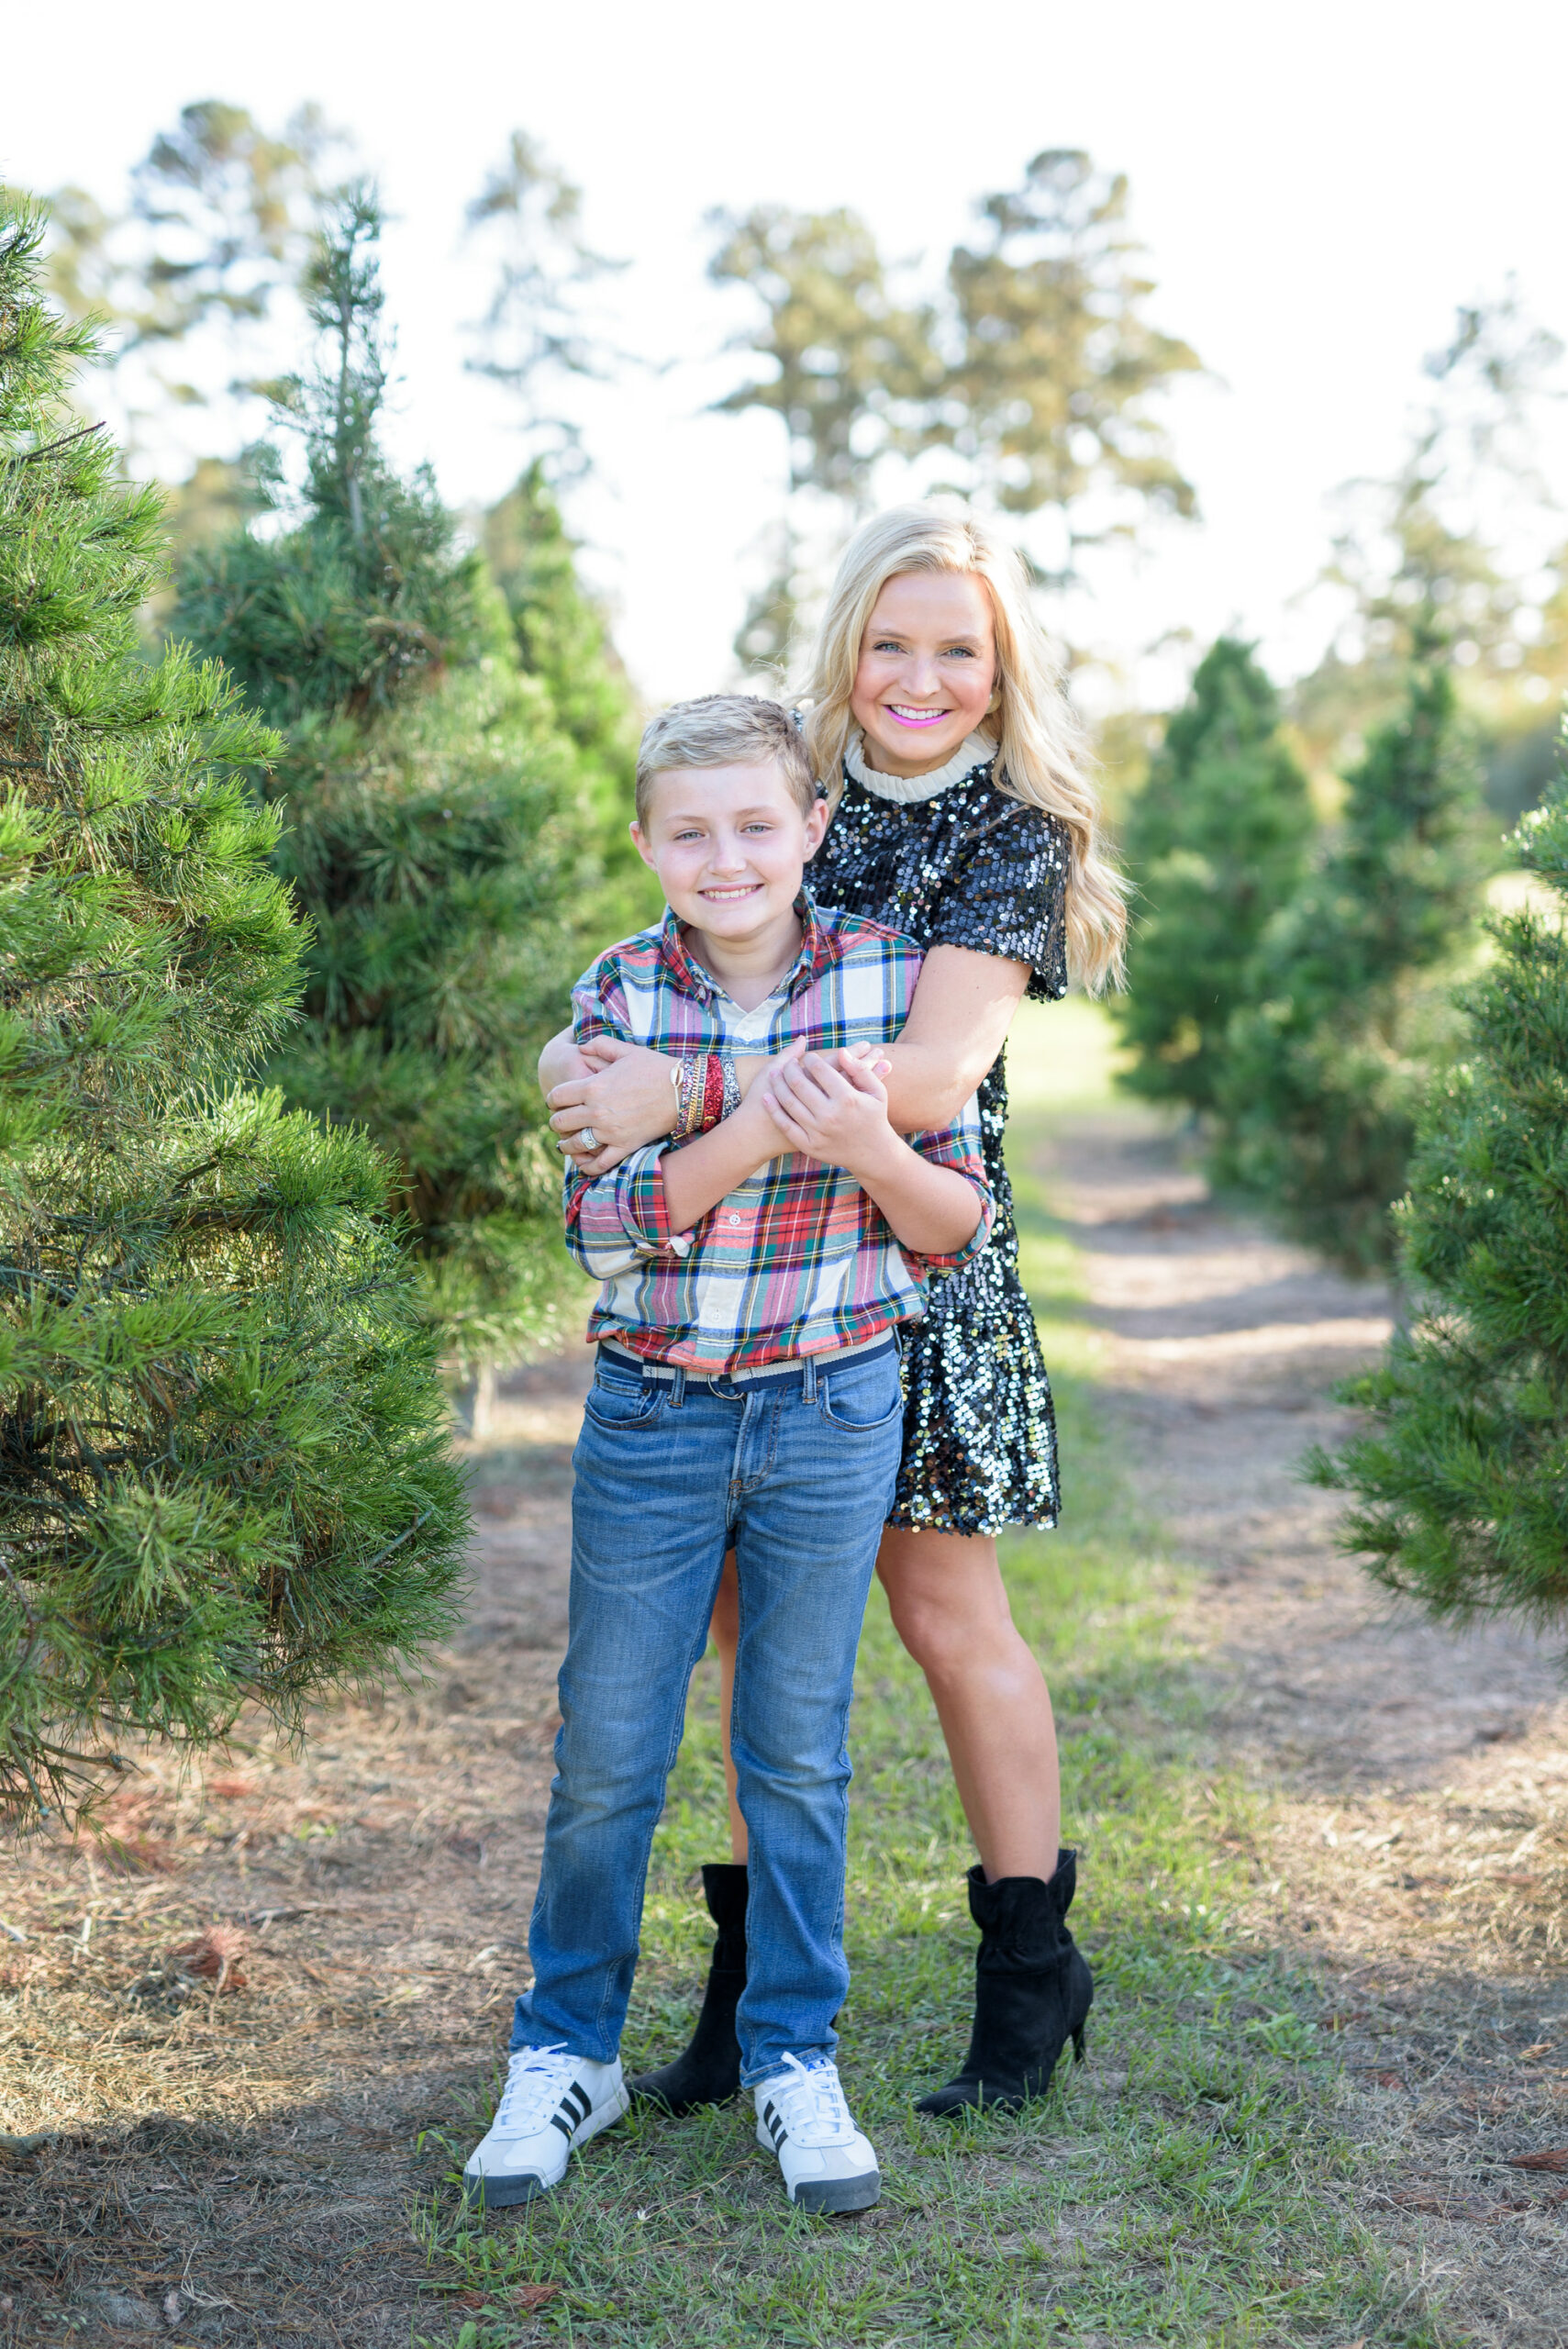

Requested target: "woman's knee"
[{"left": 879, "top": 1537, "right": 1017, "bottom": 1677}]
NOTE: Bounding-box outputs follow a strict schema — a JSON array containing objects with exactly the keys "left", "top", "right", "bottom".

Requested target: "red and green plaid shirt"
[{"left": 564, "top": 894, "right": 993, "bottom": 1373}]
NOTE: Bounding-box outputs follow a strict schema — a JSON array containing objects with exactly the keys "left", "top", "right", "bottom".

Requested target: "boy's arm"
[
  {"left": 741, "top": 945, "right": 1030, "bottom": 1134},
  {"left": 564, "top": 1041, "right": 807, "bottom": 1275},
  {"left": 761, "top": 1054, "right": 990, "bottom": 1265},
  {"left": 545, "top": 943, "right": 1030, "bottom": 1167}
]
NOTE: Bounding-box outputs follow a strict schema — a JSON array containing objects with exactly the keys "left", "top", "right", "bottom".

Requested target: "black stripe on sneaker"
[
  {"left": 565, "top": 2083, "right": 593, "bottom": 2124},
  {"left": 550, "top": 2111, "right": 573, "bottom": 2138}
]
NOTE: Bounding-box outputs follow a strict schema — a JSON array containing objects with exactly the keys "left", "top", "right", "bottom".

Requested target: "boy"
[{"left": 463, "top": 696, "right": 992, "bottom": 2214}]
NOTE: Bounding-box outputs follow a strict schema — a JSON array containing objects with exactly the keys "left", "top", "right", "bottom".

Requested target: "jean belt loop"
[
  {"left": 670, "top": 1364, "right": 686, "bottom": 1409},
  {"left": 802, "top": 1352, "right": 818, "bottom": 1404}
]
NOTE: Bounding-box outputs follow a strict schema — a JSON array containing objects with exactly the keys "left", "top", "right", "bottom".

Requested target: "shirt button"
[{"left": 728, "top": 1213, "right": 741, "bottom": 1226}]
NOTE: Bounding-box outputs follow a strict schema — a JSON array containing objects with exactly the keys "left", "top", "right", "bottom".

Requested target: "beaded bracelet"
[
  {"left": 701, "top": 1053, "right": 727, "bottom": 1130},
  {"left": 671, "top": 1054, "right": 704, "bottom": 1142}
]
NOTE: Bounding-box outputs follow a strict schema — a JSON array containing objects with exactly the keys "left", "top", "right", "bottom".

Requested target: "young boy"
[{"left": 463, "top": 696, "right": 992, "bottom": 2215}]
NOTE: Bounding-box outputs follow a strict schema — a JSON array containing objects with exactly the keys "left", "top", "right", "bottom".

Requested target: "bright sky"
[{"left": 8, "top": 0, "right": 1568, "bottom": 711}]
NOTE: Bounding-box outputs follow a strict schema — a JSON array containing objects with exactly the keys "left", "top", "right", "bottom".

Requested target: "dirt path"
[
  {"left": 5, "top": 1108, "right": 1568, "bottom": 2344},
  {"left": 0, "top": 1359, "right": 594, "bottom": 2347},
  {"left": 1042, "top": 1106, "right": 1568, "bottom": 2347}
]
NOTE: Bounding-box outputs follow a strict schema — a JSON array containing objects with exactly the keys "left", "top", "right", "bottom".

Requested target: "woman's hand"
[{"left": 548, "top": 1038, "right": 680, "bottom": 1178}]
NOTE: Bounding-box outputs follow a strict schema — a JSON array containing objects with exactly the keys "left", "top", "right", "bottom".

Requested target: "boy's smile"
[{"left": 631, "top": 760, "right": 829, "bottom": 1012}]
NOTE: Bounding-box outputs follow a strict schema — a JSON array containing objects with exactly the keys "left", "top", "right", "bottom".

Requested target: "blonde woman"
[{"left": 541, "top": 505, "right": 1125, "bottom": 2119}]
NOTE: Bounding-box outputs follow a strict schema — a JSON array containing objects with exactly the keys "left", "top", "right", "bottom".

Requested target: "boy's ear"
[
  {"left": 628, "top": 819, "right": 659, "bottom": 872},
  {"left": 803, "top": 798, "right": 830, "bottom": 857}
]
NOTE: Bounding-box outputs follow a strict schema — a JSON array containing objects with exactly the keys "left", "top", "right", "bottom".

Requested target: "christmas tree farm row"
[
  {"left": 1115, "top": 637, "right": 1568, "bottom": 1642},
  {"left": 0, "top": 184, "right": 638, "bottom": 1821}
]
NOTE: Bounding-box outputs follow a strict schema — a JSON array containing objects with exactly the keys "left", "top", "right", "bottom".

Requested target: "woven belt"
[{"left": 600, "top": 1330, "right": 896, "bottom": 1391}]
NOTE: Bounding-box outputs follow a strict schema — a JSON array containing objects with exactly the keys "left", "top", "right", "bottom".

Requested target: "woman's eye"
[
  {"left": 872, "top": 640, "right": 905, "bottom": 653},
  {"left": 943, "top": 645, "right": 975, "bottom": 659}
]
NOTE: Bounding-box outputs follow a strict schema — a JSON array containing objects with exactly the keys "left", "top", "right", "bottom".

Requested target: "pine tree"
[
  {"left": 1113, "top": 639, "right": 1315, "bottom": 1114},
  {"left": 1309, "top": 761, "right": 1568, "bottom": 1624},
  {"left": 0, "top": 195, "right": 465, "bottom": 1824},
  {"left": 1214, "top": 656, "right": 1488, "bottom": 1267},
  {"left": 173, "top": 190, "right": 595, "bottom": 1402},
  {"left": 481, "top": 462, "right": 651, "bottom": 929}
]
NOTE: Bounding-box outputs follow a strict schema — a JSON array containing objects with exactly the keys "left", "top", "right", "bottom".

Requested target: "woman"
[{"left": 540, "top": 505, "right": 1125, "bottom": 2116}]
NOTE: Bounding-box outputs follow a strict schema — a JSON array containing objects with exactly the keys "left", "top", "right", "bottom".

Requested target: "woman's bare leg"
[
  {"left": 876, "top": 1525, "right": 1060, "bottom": 1883},
  {"left": 710, "top": 1553, "right": 747, "bottom": 1864},
  {"left": 709, "top": 1530, "right": 1058, "bottom": 1882}
]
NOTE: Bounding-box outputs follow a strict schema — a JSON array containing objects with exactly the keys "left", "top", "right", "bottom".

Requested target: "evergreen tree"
[
  {"left": 480, "top": 462, "right": 651, "bottom": 927},
  {"left": 1310, "top": 761, "right": 1568, "bottom": 1625},
  {"left": 0, "top": 195, "right": 465, "bottom": 1824},
  {"left": 1214, "top": 656, "right": 1488, "bottom": 1267},
  {"left": 1113, "top": 639, "right": 1315, "bottom": 1114},
  {"left": 173, "top": 190, "right": 595, "bottom": 1406}
]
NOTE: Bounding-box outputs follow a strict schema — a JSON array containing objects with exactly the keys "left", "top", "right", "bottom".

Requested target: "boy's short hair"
[{"left": 635, "top": 695, "right": 817, "bottom": 826}]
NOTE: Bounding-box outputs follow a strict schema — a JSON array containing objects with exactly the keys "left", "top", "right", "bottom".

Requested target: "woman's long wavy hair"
[{"left": 798, "top": 506, "right": 1127, "bottom": 994}]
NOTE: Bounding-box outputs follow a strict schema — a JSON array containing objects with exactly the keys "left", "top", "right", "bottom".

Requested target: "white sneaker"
[
  {"left": 462, "top": 2043, "right": 628, "bottom": 2209},
  {"left": 753, "top": 2054, "right": 881, "bottom": 2213}
]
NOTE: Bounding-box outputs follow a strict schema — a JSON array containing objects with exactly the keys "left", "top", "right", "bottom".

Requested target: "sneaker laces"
[
  {"left": 495, "top": 2043, "right": 577, "bottom": 2132},
  {"left": 764, "top": 2053, "right": 858, "bottom": 2147}
]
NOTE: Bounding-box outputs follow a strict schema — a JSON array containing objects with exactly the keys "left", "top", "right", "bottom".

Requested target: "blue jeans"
[{"left": 511, "top": 1341, "right": 903, "bottom": 2086}]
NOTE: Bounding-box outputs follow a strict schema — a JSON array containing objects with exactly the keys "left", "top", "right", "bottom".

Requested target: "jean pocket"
[
  {"left": 817, "top": 1352, "right": 904, "bottom": 1433},
  {"left": 583, "top": 1367, "right": 665, "bottom": 1430}
]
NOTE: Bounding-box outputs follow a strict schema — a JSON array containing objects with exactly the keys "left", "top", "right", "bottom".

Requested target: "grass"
[{"left": 410, "top": 1030, "right": 1452, "bottom": 2348}]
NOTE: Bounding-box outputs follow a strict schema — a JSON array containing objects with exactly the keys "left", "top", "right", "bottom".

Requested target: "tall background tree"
[
  {"left": 20, "top": 100, "right": 341, "bottom": 511},
  {"left": 708, "top": 148, "right": 1200, "bottom": 676},
  {"left": 463, "top": 129, "right": 628, "bottom": 486},
  {"left": 1112, "top": 638, "right": 1316, "bottom": 1115},
  {"left": 0, "top": 194, "right": 465, "bottom": 1823},
  {"left": 172, "top": 189, "right": 601, "bottom": 1426},
  {"left": 1310, "top": 760, "right": 1568, "bottom": 1630},
  {"left": 1213, "top": 653, "right": 1489, "bottom": 1266},
  {"left": 1294, "top": 294, "right": 1568, "bottom": 827}
]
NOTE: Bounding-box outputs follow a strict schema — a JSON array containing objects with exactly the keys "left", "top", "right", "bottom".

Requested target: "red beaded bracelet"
[{"left": 700, "top": 1052, "right": 727, "bottom": 1131}]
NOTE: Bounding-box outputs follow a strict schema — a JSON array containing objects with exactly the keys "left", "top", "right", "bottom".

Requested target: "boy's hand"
[{"left": 760, "top": 1048, "right": 901, "bottom": 1179}]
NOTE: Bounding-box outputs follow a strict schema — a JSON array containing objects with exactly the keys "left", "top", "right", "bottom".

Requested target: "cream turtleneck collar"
[{"left": 843, "top": 727, "right": 996, "bottom": 804}]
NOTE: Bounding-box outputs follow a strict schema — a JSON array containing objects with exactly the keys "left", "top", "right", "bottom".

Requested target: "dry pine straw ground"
[
  {"left": 1040, "top": 1106, "right": 1568, "bottom": 2344},
  {"left": 3, "top": 1072, "right": 1568, "bottom": 2343}
]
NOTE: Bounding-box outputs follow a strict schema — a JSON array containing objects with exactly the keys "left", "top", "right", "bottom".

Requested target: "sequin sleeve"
[{"left": 927, "top": 801, "right": 1070, "bottom": 1003}]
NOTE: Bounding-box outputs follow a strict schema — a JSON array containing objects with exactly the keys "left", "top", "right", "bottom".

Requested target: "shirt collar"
[
  {"left": 659, "top": 888, "right": 833, "bottom": 1005},
  {"left": 843, "top": 725, "right": 996, "bottom": 803}
]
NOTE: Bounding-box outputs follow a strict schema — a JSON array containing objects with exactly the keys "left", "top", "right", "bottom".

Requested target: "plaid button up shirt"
[{"left": 563, "top": 894, "right": 993, "bottom": 1374}]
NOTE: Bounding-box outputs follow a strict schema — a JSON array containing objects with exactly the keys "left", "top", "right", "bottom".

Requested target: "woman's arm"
[
  {"left": 544, "top": 941, "right": 1030, "bottom": 1174},
  {"left": 755, "top": 944, "right": 1031, "bottom": 1137},
  {"left": 542, "top": 1034, "right": 681, "bottom": 1175}
]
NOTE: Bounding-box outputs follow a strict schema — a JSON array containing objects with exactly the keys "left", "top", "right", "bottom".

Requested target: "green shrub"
[{"left": 0, "top": 193, "right": 466, "bottom": 1823}]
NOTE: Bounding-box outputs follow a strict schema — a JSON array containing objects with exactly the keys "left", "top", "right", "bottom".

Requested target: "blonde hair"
[
  {"left": 798, "top": 506, "right": 1127, "bottom": 994},
  {"left": 635, "top": 693, "right": 817, "bottom": 826}
]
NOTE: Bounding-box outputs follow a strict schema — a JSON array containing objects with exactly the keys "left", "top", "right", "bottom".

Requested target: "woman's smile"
[{"left": 884, "top": 702, "right": 951, "bottom": 728}]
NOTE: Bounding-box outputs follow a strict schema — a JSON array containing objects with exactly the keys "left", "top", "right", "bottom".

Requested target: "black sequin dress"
[{"left": 809, "top": 751, "right": 1070, "bottom": 1534}]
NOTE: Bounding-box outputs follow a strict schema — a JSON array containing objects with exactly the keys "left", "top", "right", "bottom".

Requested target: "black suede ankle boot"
[
  {"left": 916, "top": 1849, "right": 1092, "bottom": 2118},
  {"left": 628, "top": 1863, "right": 747, "bottom": 2113}
]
